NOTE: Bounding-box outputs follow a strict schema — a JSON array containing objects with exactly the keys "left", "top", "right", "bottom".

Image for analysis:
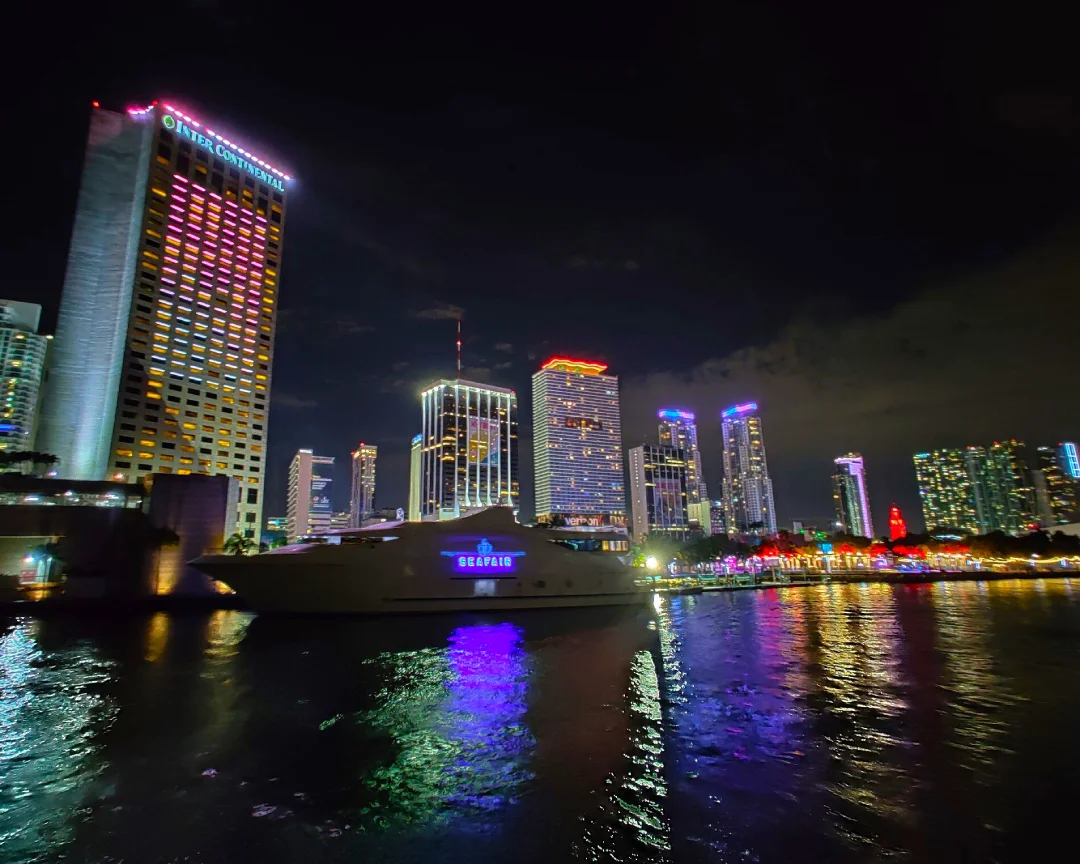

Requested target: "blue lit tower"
[
  {"left": 38, "top": 101, "right": 292, "bottom": 540},
  {"left": 720, "top": 402, "right": 777, "bottom": 535},
  {"left": 1059, "top": 442, "right": 1080, "bottom": 480}
]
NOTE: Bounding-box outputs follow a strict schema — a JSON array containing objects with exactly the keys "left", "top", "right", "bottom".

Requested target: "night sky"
[{"left": 9, "top": 1, "right": 1080, "bottom": 532}]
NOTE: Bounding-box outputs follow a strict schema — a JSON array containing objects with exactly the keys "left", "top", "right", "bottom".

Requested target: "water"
[{"left": 2, "top": 580, "right": 1079, "bottom": 863}]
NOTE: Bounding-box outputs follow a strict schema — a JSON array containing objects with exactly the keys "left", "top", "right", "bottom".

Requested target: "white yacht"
[{"left": 192, "top": 507, "right": 646, "bottom": 614}]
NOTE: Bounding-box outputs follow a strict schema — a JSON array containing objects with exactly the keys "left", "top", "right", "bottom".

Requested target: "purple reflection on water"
[{"left": 441, "top": 623, "right": 534, "bottom": 811}]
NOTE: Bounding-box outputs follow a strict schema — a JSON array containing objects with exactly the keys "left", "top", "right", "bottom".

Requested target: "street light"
[{"left": 645, "top": 555, "right": 658, "bottom": 570}]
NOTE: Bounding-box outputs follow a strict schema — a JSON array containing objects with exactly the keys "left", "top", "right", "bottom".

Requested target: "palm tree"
[
  {"left": 269, "top": 536, "right": 288, "bottom": 550},
  {"left": 223, "top": 533, "right": 257, "bottom": 556}
]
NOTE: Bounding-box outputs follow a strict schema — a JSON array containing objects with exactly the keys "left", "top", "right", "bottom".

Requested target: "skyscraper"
[
  {"left": 1057, "top": 442, "right": 1079, "bottom": 480},
  {"left": 709, "top": 500, "right": 725, "bottom": 537},
  {"left": 408, "top": 433, "right": 422, "bottom": 521},
  {"left": 913, "top": 449, "right": 977, "bottom": 534},
  {"left": 419, "top": 379, "right": 518, "bottom": 519},
  {"left": 658, "top": 409, "right": 707, "bottom": 503},
  {"left": 628, "top": 444, "right": 691, "bottom": 540},
  {"left": 532, "top": 357, "right": 625, "bottom": 526},
  {"left": 1035, "top": 445, "right": 1078, "bottom": 526},
  {"left": 984, "top": 440, "right": 1038, "bottom": 534},
  {"left": 286, "top": 449, "right": 334, "bottom": 540},
  {"left": 831, "top": 453, "right": 874, "bottom": 538},
  {"left": 38, "top": 102, "right": 291, "bottom": 540},
  {"left": 349, "top": 442, "right": 377, "bottom": 527},
  {"left": 720, "top": 402, "right": 776, "bottom": 535},
  {"left": 0, "top": 300, "right": 49, "bottom": 453}
]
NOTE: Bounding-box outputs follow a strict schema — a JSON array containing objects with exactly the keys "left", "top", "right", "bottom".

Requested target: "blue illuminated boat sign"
[{"left": 441, "top": 538, "right": 525, "bottom": 575}]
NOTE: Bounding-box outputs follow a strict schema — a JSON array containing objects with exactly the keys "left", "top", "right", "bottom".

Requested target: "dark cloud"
[
  {"left": 411, "top": 303, "right": 464, "bottom": 321},
  {"left": 493, "top": 342, "right": 514, "bottom": 353},
  {"left": 272, "top": 392, "right": 319, "bottom": 410},
  {"left": 621, "top": 227, "right": 1080, "bottom": 530}
]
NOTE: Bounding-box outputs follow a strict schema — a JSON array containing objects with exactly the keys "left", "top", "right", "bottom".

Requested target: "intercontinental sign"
[{"left": 162, "top": 114, "right": 285, "bottom": 192}]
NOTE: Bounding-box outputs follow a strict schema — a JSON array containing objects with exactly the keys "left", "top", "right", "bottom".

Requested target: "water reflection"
[
  {"left": 3, "top": 584, "right": 1080, "bottom": 863},
  {"left": 355, "top": 622, "right": 534, "bottom": 826},
  {"left": 658, "top": 579, "right": 1080, "bottom": 863},
  {"left": 0, "top": 619, "right": 117, "bottom": 860}
]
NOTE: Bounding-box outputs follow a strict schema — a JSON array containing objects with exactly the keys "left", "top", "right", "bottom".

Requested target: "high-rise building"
[
  {"left": 419, "top": 379, "right": 518, "bottom": 519},
  {"left": 688, "top": 500, "right": 713, "bottom": 536},
  {"left": 349, "top": 442, "right": 377, "bottom": 527},
  {"left": 286, "top": 450, "right": 334, "bottom": 539},
  {"left": 532, "top": 357, "right": 625, "bottom": 526},
  {"left": 658, "top": 409, "right": 707, "bottom": 504},
  {"left": 831, "top": 453, "right": 874, "bottom": 538},
  {"left": 1058, "top": 442, "right": 1080, "bottom": 480},
  {"left": 720, "top": 402, "right": 777, "bottom": 535},
  {"left": 914, "top": 449, "right": 977, "bottom": 534},
  {"left": 408, "top": 433, "right": 422, "bottom": 521},
  {"left": 0, "top": 301, "right": 49, "bottom": 453},
  {"left": 888, "top": 504, "right": 907, "bottom": 541},
  {"left": 330, "top": 511, "right": 351, "bottom": 530},
  {"left": 709, "top": 499, "right": 725, "bottom": 537},
  {"left": 985, "top": 440, "right": 1038, "bottom": 534},
  {"left": 1035, "top": 446, "right": 1078, "bottom": 526},
  {"left": 914, "top": 443, "right": 1037, "bottom": 536},
  {"left": 628, "top": 444, "right": 691, "bottom": 540},
  {"left": 37, "top": 102, "right": 291, "bottom": 540}
]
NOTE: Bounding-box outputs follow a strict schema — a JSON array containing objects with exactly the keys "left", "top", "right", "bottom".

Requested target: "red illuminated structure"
[
  {"left": 888, "top": 504, "right": 907, "bottom": 541},
  {"left": 540, "top": 357, "right": 609, "bottom": 375}
]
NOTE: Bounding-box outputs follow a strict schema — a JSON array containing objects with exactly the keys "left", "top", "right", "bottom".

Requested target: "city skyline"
[{"left": 9, "top": 11, "right": 1079, "bottom": 533}]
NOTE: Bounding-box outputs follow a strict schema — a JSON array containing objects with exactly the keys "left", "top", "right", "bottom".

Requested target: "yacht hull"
[{"left": 193, "top": 508, "right": 647, "bottom": 614}]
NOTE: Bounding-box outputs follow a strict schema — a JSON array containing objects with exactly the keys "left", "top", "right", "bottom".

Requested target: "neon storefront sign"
[
  {"left": 441, "top": 538, "right": 525, "bottom": 574},
  {"left": 161, "top": 114, "right": 285, "bottom": 192}
]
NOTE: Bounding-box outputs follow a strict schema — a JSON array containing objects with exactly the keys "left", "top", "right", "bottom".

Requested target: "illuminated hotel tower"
[
  {"left": 832, "top": 453, "right": 874, "bottom": 538},
  {"left": 419, "top": 380, "right": 519, "bottom": 519},
  {"left": 720, "top": 402, "right": 777, "bottom": 535},
  {"left": 37, "top": 102, "right": 290, "bottom": 539},
  {"left": 349, "top": 442, "right": 377, "bottom": 527},
  {"left": 532, "top": 357, "right": 625, "bottom": 526}
]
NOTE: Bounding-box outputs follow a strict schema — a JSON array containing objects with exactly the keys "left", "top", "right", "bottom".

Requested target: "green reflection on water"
[{"left": 0, "top": 621, "right": 117, "bottom": 859}]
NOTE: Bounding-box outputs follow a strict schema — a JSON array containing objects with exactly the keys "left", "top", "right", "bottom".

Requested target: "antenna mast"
[{"left": 456, "top": 318, "right": 462, "bottom": 378}]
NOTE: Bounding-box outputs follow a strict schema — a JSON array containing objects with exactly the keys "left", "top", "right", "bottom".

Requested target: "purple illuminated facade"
[{"left": 38, "top": 101, "right": 290, "bottom": 541}]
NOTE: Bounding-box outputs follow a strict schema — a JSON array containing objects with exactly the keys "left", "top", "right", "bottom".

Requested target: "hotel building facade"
[
  {"left": 418, "top": 379, "right": 518, "bottom": 519},
  {"left": 532, "top": 358, "right": 625, "bottom": 527},
  {"left": 37, "top": 102, "right": 290, "bottom": 539}
]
